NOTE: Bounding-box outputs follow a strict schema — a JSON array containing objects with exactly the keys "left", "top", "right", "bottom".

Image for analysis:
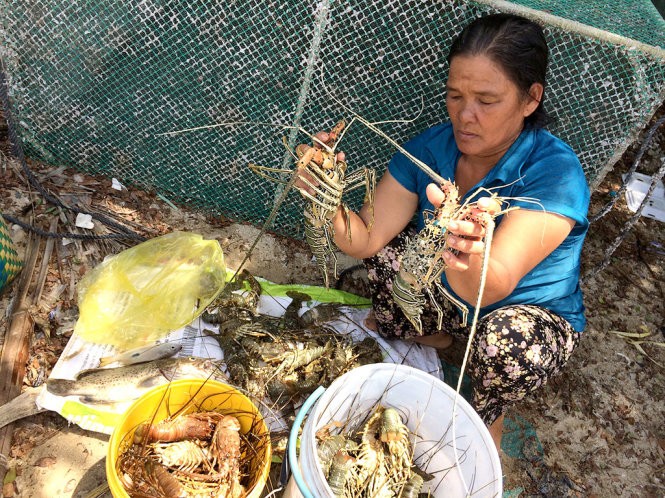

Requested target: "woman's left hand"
[
  {"left": 426, "top": 182, "right": 575, "bottom": 306},
  {"left": 425, "top": 183, "right": 501, "bottom": 271}
]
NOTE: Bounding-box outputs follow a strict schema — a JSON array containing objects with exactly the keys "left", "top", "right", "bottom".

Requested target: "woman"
[{"left": 300, "top": 13, "right": 590, "bottom": 449}]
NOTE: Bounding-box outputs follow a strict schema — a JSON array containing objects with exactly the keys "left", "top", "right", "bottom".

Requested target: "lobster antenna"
[
  {"left": 159, "top": 118, "right": 329, "bottom": 286},
  {"left": 449, "top": 214, "right": 497, "bottom": 495},
  {"left": 317, "top": 71, "right": 446, "bottom": 186}
]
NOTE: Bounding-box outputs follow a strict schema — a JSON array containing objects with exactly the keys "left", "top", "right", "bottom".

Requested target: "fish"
[
  {"left": 46, "top": 357, "right": 227, "bottom": 407},
  {"left": 97, "top": 341, "right": 182, "bottom": 368}
]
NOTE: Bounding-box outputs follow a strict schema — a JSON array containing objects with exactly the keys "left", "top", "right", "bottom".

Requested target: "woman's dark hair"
[{"left": 447, "top": 13, "right": 551, "bottom": 128}]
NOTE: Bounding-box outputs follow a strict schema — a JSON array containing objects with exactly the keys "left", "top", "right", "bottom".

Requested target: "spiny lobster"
[{"left": 392, "top": 181, "right": 518, "bottom": 335}]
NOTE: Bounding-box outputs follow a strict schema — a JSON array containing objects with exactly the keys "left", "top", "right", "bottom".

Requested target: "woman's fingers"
[
  {"left": 425, "top": 182, "right": 449, "bottom": 207},
  {"left": 313, "top": 131, "right": 329, "bottom": 148},
  {"left": 443, "top": 247, "right": 472, "bottom": 271},
  {"left": 294, "top": 128, "right": 346, "bottom": 198},
  {"left": 295, "top": 167, "right": 317, "bottom": 196},
  {"left": 423, "top": 182, "right": 501, "bottom": 269},
  {"left": 448, "top": 217, "right": 486, "bottom": 239},
  {"left": 477, "top": 196, "right": 502, "bottom": 215},
  {"left": 298, "top": 130, "right": 346, "bottom": 166},
  {"left": 446, "top": 233, "right": 485, "bottom": 254}
]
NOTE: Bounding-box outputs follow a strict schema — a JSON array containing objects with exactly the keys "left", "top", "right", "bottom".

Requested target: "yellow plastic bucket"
[{"left": 107, "top": 378, "right": 271, "bottom": 497}]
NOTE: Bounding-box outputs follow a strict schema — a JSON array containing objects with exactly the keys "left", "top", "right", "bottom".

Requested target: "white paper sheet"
[{"left": 38, "top": 285, "right": 443, "bottom": 435}]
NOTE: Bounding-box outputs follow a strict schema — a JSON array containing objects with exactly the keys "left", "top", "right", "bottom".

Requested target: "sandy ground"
[{"left": 0, "top": 111, "right": 664, "bottom": 497}]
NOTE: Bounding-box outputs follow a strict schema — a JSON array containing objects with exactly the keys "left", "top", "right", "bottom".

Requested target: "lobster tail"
[
  {"left": 304, "top": 214, "right": 338, "bottom": 289},
  {"left": 391, "top": 272, "right": 426, "bottom": 335}
]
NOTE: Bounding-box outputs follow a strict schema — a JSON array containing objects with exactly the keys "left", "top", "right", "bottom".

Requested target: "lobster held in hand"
[
  {"left": 291, "top": 120, "right": 376, "bottom": 288},
  {"left": 392, "top": 181, "right": 514, "bottom": 335}
]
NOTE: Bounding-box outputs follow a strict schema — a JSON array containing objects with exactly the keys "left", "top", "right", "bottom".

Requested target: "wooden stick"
[
  {"left": 0, "top": 386, "right": 45, "bottom": 430},
  {"left": 33, "top": 218, "right": 58, "bottom": 304}
]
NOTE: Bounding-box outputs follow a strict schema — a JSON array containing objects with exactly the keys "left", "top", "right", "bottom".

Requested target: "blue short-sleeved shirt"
[{"left": 388, "top": 122, "right": 590, "bottom": 332}]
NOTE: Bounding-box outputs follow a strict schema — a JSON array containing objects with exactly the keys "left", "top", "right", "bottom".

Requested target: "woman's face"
[{"left": 446, "top": 54, "right": 541, "bottom": 166}]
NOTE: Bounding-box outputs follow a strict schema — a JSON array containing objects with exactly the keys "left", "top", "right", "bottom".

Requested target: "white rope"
[
  {"left": 232, "top": 1, "right": 333, "bottom": 276},
  {"left": 475, "top": 0, "right": 665, "bottom": 59},
  {"left": 273, "top": 0, "right": 333, "bottom": 205}
]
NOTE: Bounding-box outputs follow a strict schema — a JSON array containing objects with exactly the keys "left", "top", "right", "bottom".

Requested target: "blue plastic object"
[{"left": 287, "top": 385, "right": 326, "bottom": 498}]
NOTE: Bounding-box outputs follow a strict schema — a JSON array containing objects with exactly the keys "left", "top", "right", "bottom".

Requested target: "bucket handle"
[{"left": 288, "top": 385, "right": 326, "bottom": 498}]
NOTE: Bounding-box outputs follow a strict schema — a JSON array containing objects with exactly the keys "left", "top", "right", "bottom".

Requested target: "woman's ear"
[{"left": 523, "top": 83, "right": 544, "bottom": 117}]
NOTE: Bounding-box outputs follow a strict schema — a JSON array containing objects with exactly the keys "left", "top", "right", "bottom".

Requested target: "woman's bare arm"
[
  {"left": 330, "top": 171, "right": 419, "bottom": 259},
  {"left": 426, "top": 184, "right": 575, "bottom": 307}
]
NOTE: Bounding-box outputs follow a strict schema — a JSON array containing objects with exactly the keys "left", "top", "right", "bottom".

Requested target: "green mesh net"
[{"left": 1, "top": 0, "right": 664, "bottom": 239}]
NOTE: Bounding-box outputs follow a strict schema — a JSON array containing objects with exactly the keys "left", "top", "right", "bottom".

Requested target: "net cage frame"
[{"left": 1, "top": 0, "right": 664, "bottom": 241}]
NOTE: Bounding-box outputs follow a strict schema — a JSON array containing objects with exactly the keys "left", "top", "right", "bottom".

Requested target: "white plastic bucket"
[{"left": 284, "top": 363, "right": 502, "bottom": 498}]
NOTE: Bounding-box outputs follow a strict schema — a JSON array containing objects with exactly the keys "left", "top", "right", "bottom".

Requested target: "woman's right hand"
[
  {"left": 294, "top": 131, "right": 346, "bottom": 197},
  {"left": 425, "top": 183, "right": 501, "bottom": 272}
]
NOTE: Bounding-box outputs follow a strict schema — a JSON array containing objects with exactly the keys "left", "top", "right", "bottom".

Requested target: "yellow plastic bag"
[{"left": 74, "top": 231, "right": 226, "bottom": 347}]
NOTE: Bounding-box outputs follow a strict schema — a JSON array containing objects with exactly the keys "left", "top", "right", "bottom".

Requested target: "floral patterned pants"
[{"left": 364, "top": 226, "right": 581, "bottom": 425}]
